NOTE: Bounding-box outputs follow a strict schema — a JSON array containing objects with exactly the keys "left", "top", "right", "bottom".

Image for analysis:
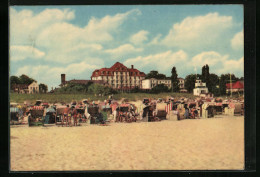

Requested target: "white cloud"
[
  {"left": 16, "top": 61, "right": 102, "bottom": 88},
  {"left": 191, "top": 51, "right": 243, "bottom": 75},
  {"left": 10, "top": 8, "right": 141, "bottom": 64},
  {"left": 105, "top": 44, "right": 143, "bottom": 58},
  {"left": 219, "top": 56, "right": 244, "bottom": 74},
  {"left": 129, "top": 30, "right": 149, "bottom": 45},
  {"left": 10, "top": 8, "right": 75, "bottom": 45},
  {"left": 148, "top": 34, "right": 162, "bottom": 45},
  {"left": 10, "top": 45, "right": 45, "bottom": 61},
  {"left": 162, "top": 12, "right": 233, "bottom": 48},
  {"left": 231, "top": 30, "right": 244, "bottom": 50},
  {"left": 124, "top": 50, "right": 187, "bottom": 72}
]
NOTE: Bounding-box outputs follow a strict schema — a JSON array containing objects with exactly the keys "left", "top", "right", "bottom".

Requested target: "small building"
[
  {"left": 178, "top": 77, "right": 187, "bottom": 93},
  {"left": 11, "top": 84, "right": 29, "bottom": 94},
  {"left": 193, "top": 79, "right": 208, "bottom": 96},
  {"left": 178, "top": 78, "right": 185, "bottom": 89},
  {"left": 11, "top": 81, "right": 40, "bottom": 94},
  {"left": 141, "top": 78, "right": 172, "bottom": 90},
  {"left": 226, "top": 81, "right": 244, "bottom": 93},
  {"left": 28, "top": 81, "right": 39, "bottom": 94}
]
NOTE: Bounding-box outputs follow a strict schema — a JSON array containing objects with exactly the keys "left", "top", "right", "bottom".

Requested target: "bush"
[{"left": 150, "top": 84, "right": 169, "bottom": 94}]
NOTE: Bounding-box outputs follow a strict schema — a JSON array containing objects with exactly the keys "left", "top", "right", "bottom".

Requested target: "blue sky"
[{"left": 9, "top": 5, "right": 244, "bottom": 89}]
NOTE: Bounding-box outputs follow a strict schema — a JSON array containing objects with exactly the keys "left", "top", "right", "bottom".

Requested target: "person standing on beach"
[
  {"left": 64, "top": 105, "right": 71, "bottom": 126},
  {"left": 72, "top": 107, "right": 78, "bottom": 126}
]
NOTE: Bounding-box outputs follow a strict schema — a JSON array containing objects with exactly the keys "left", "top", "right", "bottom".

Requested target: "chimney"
[
  {"left": 131, "top": 65, "right": 134, "bottom": 69},
  {"left": 61, "top": 74, "right": 66, "bottom": 85}
]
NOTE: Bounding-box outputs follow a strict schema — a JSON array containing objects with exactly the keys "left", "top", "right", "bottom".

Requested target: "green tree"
[
  {"left": 219, "top": 74, "right": 239, "bottom": 95},
  {"left": 170, "top": 66, "right": 180, "bottom": 92},
  {"left": 145, "top": 71, "right": 166, "bottom": 79},
  {"left": 207, "top": 73, "right": 219, "bottom": 94},
  {"left": 10, "top": 76, "right": 21, "bottom": 85},
  {"left": 39, "top": 83, "right": 48, "bottom": 93},
  {"left": 201, "top": 64, "right": 210, "bottom": 83},
  {"left": 150, "top": 84, "right": 169, "bottom": 94},
  {"left": 88, "top": 84, "right": 113, "bottom": 96},
  {"left": 19, "top": 74, "right": 35, "bottom": 84},
  {"left": 185, "top": 74, "right": 199, "bottom": 93}
]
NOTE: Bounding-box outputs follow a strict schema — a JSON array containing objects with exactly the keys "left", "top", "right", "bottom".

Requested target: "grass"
[
  {"left": 10, "top": 92, "right": 196, "bottom": 104},
  {"left": 9, "top": 92, "right": 243, "bottom": 104}
]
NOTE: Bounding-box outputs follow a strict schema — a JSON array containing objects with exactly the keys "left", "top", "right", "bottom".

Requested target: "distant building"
[
  {"left": 193, "top": 79, "right": 208, "bottom": 96},
  {"left": 59, "top": 74, "right": 105, "bottom": 87},
  {"left": 11, "top": 81, "right": 39, "bottom": 94},
  {"left": 178, "top": 78, "right": 185, "bottom": 89},
  {"left": 91, "top": 62, "right": 146, "bottom": 90},
  {"left": 11, "top": 84, "right": 29, "bottom": 94},
  {"left": 226, "top": 80, "right": 244, "bottom": 93},
  {"left": 28, "top": 81, "right": 39, "bottom": 94},
  {"left": 178, "top": 77, "right": 187, "bottom": 93},
  {"left": 141, "top": 78, "right": 172, "bottom": 90}
]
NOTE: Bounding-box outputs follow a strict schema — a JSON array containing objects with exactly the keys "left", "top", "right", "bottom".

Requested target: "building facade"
[
  {"left": 226, "top": 80, "right": 244, "bottom": 93},
  {"left": 91, "top": 62, "right": 146, "bottom": 90},
  {"left": 193, "top": 79, "right": 208, "bottom": 96},
  {"left": 28, "top": 81, "right": 39, "bottom": 94},
  {"left": 178, "top": 78, "right": 185, "bottom": 89},
  {"left": 141, "top": 78, "right": 172, "bottom": 90},
  {"left": 11, "top": 81, "right": 40, "bottom": 94}
]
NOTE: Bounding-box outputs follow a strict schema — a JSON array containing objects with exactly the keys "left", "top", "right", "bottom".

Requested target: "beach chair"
[{"left": 28, "top": 106, "right": 45, "bottom": 126}]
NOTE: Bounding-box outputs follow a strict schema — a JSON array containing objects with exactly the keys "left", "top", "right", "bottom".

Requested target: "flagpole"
[{"left": 230, "top": 72, "right": 232, "bottom": 97}]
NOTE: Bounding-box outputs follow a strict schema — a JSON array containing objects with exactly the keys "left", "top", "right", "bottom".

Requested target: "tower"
[{"left": 61, "top": 74, "right": 66, "bottom": 85}]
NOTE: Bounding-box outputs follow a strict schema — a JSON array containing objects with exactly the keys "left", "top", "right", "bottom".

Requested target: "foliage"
[
  {"left": 39, "top": 83, "right": 48, "bottom": 93},
  {"left": 219, "top": 74, "right": 239, "bottom": 95},
  {"left": 88, "top": 84, "right": 114, "bottom": 96},
  {"left": 19, "top": 74, "right": 35, "bottom": 85},
  {"left": 145, "top": 70, "right": 166, "bottom": 79},
  {"left": 184, "top": 74, "right": 199, "bottom": 93},
  {"left": 10, "top": 74, "right": 35, "bottom": 85},
  {"left": 201, "top": 65, "right": 209, "bottom": 83},
  {"left": 130, "top": 86, "right": 142, "bottom": 93},
  {"left": 150, "top": 84, "right": 169, "bottom": 94},
  {"left": 170, "top": 66, "right": 180, "bottom": 92},
  {"left": 10, "top": 76, "right": 21, "bottom": 85},
  {"left": 207, "top": 73, "right": 219, "bottom": 94},
  {"left": 56, "top": 83, "right": 88, "bottom": 93}
]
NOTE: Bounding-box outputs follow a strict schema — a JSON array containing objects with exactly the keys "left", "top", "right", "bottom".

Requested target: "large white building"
[
  {"left": 193, "top": 79, "right": 208, "bottom": 96},
  {"left": 141, "top": 78, "right": 172, "bottom": 90},
  {"left": 91, "top": 62, "right": 146, "bottom": 90}
]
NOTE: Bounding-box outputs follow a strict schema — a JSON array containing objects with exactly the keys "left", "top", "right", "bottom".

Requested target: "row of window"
[{"left": 98, "top": 71, "right": 141, "bottom": 76}]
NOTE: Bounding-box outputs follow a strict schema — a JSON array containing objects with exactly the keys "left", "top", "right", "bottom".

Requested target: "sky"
[{"left": 9, "top": 5, "right": 244, "bottom": 89}]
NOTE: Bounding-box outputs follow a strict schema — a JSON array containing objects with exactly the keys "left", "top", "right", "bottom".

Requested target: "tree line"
[
  {"left": 10, "top": 65, "right": 243, "bottom": 96},
  {"left": 10, "top": 74, "right": 48, "bottom": 93},
  {"left": 145, "top": 65, "right": 242, "bottom": 96}
]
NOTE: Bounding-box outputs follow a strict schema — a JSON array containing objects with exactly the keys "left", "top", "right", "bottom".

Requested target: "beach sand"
[{"left": 10, "top": 116, "right": 244, "bottom": 171}]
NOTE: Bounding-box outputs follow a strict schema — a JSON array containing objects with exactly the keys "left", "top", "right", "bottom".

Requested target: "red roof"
[
  {"left": 91, "top": 62, "right": 146, "bottom": 78},
  {"left": 226, "top": 81, "right": 244, "bottom": 89}
]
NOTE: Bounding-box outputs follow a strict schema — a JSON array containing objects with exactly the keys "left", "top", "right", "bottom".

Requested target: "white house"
[
  {"left": 28, "top": 81, "right": 39, "bottom": 94},
  {"left": 193, "top": 79, "right": 208, "bottom": 96},
  {"left": 141, "top": 78, "right": 172, "bottom": 90}
]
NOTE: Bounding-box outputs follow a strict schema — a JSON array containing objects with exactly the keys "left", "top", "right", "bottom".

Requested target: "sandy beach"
[{"left": 10, "top": 116, "right": 244, "bottom": 171}]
